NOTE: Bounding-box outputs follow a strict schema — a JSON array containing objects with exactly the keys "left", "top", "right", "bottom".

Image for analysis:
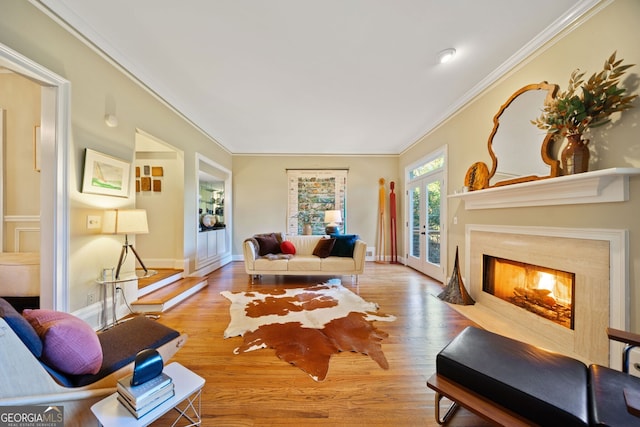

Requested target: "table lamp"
[
  {"left": 324, "top": 210, "right": 342, "bottom": 235},
  {"left": 103, "top": 209, "right": 149, "bottom": 279}
]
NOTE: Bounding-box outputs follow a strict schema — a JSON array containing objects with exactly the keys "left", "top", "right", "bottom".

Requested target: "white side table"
[
  {"left": 96, "top": 269, "right": 156, "bottom": 330},
  {"left": 91, "top": 362, "right": 205, "bottom": 427}
]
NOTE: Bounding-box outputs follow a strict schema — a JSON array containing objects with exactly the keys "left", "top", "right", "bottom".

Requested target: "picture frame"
[{"left": 81, "top": 148, "right": 131, "bottom": 197}]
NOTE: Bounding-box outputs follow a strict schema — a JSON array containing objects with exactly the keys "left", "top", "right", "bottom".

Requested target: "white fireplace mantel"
[{"left": 449, "top": 167, "right": 640, "bottom": 210}]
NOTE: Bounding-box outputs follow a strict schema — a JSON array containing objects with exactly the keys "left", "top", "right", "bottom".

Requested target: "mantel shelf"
[{"left": 449, "top": 167, "right": 640, "bottom": 210}]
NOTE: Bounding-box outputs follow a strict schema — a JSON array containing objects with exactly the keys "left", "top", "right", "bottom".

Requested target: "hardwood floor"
[{"left": 151, "top": 261, "right": 492, "bottom": 426}]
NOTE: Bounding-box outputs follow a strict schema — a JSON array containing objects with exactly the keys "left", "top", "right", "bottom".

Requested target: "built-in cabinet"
[
  {"left": 197, "top": 228, "right": 226, "bottom": 264},
  {"left": 195, "top": 153, "right": 232, "bottom": 275}
]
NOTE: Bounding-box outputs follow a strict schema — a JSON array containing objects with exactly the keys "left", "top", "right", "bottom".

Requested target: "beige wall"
[
  {"left": 400, "top": 0, "right": 640, "bottom": 328},
  {"left": 232, "top": 155, "right": 398, "bottom": 256},
  {"left": 0, "top": 0, "right": 231, "bottom": 312},
  {"left": 0, "top": 73, "right": 41, "bottom": 252}
]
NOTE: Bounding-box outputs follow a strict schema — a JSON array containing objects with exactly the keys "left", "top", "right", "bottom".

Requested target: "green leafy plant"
[{"left": 532, "top": 52, "right": 637, "bottom": 136}]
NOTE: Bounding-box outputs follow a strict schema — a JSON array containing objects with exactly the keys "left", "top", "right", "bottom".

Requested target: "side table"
[
  {"left": 91, "top": 362, "right": 205, "bottom": 427},
  {"left": 96, "top": 269, "right": 156, "bottom": 330}
]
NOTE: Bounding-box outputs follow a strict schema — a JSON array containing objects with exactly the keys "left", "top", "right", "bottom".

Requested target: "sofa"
[
  {"left": 427, "top": 326, "right": 640, "bottom": 426},
  {"left": 0, "top": 297, "right": 186, "bottom": 426},
  {"left": 243, "top": 232, "right": 366, "bottom": 284}
]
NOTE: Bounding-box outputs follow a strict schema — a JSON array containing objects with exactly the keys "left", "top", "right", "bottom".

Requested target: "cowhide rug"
[{"left": 221, "top": 280, "right": 396, "bottom": 381}]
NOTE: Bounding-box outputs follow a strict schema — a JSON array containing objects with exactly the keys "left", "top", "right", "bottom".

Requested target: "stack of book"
[{"left": 117, "top": 372, "right": 174, "bottom": 419}]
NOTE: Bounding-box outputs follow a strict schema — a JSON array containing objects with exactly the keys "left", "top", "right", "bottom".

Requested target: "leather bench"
[{"left": 428, "top": 326, "right": 640, "bottom": 426}]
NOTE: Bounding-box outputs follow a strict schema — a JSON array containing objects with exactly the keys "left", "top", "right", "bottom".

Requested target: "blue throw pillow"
[
  {"left": 0, "top": 298, "right": 43, "bottom": 358},
  {"left": 330, "top": 234, "right": 358, "bottom": 257}
]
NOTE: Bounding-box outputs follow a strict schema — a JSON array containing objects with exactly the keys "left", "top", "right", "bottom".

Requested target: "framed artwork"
[
  {"left": 286, "top": 169, "right": 347, "bottom": 235},
  {"left": 141, "top": 177, "right": 151, "bottom": 191},
  {"left": 81, "top": 149, "right": 131, "bottom": 197},
  {"left": 151, "top": 166, "right": 163, "bottom": 176}
]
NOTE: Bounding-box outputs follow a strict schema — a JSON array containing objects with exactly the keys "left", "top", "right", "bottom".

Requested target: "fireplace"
[
  {"left": 482, "top": 255, "right": 575, "bottom": 329},
  {"left": 455, "top": 225, "right": 628, "bottom": 370}
]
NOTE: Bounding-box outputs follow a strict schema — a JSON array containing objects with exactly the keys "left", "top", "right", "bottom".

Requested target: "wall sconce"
[
  {"left": 324, "top": 210, "right": 343, "bottom": 235},
  {"left": 104, "top": 114, "right": 118, "bottom": 128},
  {"left": 102, "top": 209, "right": 149, "bottom": 278}
]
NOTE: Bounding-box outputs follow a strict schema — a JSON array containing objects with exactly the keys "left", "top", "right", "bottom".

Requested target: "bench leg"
[{"left": 435, "top": 391, "right": 459, "bottom": 425}]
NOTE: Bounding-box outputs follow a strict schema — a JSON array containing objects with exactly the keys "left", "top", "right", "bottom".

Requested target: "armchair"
[{"left": 0, "top": 298, "right": 186, "bottom": 426}]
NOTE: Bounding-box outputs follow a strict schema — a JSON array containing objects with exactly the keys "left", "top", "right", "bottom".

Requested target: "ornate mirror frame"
[
  {"left": 465, "top": 82, "right": 560, "bottom": 191},
  {"left": 487, "top": 82, "right": 560, "bottom": 187}
]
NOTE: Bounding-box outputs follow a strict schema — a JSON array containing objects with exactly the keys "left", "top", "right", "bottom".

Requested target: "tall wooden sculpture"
[
  {"left": 376, "top": 178, "right": 386, "bottom": 263},
  {"left": 389, "top": 181, "right": 398, "bottom": 264}
]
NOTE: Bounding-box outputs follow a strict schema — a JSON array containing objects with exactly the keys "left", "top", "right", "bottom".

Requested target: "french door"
[{"left": 406, "top": 171, "right": 444, "bottom": 281}]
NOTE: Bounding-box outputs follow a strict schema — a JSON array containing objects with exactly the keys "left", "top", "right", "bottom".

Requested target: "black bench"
[{"left": 427, "top": 326, "right": 640, "bottom": 426}]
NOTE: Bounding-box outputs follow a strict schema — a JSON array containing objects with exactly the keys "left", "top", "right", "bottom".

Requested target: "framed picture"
[{"left": 81, "top": 148, "right": 131, "bottom": 197}]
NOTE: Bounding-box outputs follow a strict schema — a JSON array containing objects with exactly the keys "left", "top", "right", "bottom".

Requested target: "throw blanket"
[{"left": 221, "top": 281, "right": 396, "bottom": 381}]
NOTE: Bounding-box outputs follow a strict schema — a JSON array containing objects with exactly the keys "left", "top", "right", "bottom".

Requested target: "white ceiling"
[{"left": 38, "top": 0, "right": 593, "bottom": 155}]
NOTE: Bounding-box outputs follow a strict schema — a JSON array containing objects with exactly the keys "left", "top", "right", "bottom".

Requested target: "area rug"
[{"left": 221, "top": 280, "right": 396, "bottom": 381}]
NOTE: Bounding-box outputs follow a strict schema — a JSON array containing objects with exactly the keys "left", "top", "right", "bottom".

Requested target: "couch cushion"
[
  {"left": 330, "top": 234, "right": 359, "bottom": 257},
  {"left": 313, "top": 238, "right": 336, "bottom": 258},
  {"left": 254, "top": 258, "right": 289, "bottom": 271},
  {"left": 589, "top": 364, "right": 640, "bottom": 426},
  {"left": 286, "top": 235, "right": 323, "bottom": 255},
  {"left": 255, "top": 233, "right": 282, "bottom": 256},
  {"left": 69, "top": 316, "right": 180, "bottom": 387},
  {"left": 0, "top": 297, "right": 42, "bottom": 358},
  {"left": 281, "top": 240, "right": 296, "bottom": 255},
  {"left": 436, "top": 326, "right": 589, "bottom": 427},
  {"left": 23, "top": 309, "right": 103, "bottom": 375},
  {"left": 288, "top": 255, "right": 322, "bottom": 271},
  {"left": 321, "top": 257, "right": 356, "bottom": 272}
]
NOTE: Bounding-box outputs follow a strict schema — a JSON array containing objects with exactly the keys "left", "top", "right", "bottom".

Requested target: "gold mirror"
[{"left": 465, "top": 82, "right": 560, "bottom": 191}]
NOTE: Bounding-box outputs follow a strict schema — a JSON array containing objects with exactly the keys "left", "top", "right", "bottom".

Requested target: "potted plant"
[{"left": 531, "top": 52, "right": 637, "bottom": 174}]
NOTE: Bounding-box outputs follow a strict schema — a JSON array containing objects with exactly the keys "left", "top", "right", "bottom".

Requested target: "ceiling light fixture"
[{"left": 437, "top": 48, "right": 457, "bottom": 64}]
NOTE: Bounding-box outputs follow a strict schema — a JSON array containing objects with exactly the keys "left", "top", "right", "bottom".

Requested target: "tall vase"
[
  {"left": 561, "top": 134, "right": 590, "bottom": 175},
  {"left": 302, "top": 223, "right": 312, "bottom": 235}
]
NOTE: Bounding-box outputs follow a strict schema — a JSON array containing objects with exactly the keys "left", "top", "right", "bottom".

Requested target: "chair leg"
[{"left": 434, "top": 392, "right": 459, "bottom": 425}]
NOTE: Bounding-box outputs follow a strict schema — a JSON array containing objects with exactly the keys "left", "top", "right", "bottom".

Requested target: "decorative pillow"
[
  {"left": 330, "top": 234, "right": 359, "bottom": 257},
  {"left": 0, "top": 298, "right": 42, "bottom": 358},
  {"left": 281, "top": 240, "right": 296, "bottom": 255},
  {"left": 23, "top": 309, "right": 103, "bottom": 375},
  {"left": 255, "top": 233, "right": 282, "bottom": 256},
  {"left": 313, "top": 238, "right": 336, "bottom": 258}
]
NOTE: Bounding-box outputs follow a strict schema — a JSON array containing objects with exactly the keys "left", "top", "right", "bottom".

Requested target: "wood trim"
[{"left": 426, "top": 373, "right": 536, "bottom": 427}]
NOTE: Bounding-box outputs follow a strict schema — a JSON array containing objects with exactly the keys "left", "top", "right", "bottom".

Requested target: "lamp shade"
[
  {"left": 103, "top": 209, "right": 149, "bottom": 234},
  {"left": 324, "top": 210, "right": 342, "bottom": 225}
]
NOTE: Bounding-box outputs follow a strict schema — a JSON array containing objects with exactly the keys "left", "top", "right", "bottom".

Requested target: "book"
[
  {"left": 117, "top": 386, "right": 175, "bottom": 419},
  {"left": 118, "top": 380, "right": 174, "bottom": 409},
  {"left": 117, "top": 372, "right": 172, "bottom": 406}
]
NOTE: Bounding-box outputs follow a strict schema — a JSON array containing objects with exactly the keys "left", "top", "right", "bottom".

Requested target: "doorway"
[
  {"left": 0, "top": 43, "right": 70, "bottom": 310},
  {"left": 405, "top": 148, "right": 446, "bottom": 282}
]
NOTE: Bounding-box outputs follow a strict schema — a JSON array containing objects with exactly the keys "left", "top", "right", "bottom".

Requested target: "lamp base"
[{"left": 325, "top": 225, "right": 340, "bottom": 235}]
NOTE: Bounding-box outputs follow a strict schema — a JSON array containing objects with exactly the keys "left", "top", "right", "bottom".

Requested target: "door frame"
[
  {"left": 0, "top": 42, "right": 70, "bottom": 311},
  {"left": 404, "top": 146, "right": 447, "bottom": 282}
]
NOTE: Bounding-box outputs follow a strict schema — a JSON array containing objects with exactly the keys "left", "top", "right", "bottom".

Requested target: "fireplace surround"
[{"left": 452, "top": 224, "right": 628, "bottom": 370}]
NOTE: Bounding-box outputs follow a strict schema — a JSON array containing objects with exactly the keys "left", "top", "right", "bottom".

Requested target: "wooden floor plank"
[{"left": 148, "top": 261, "right": 492, "bottom": 426}]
